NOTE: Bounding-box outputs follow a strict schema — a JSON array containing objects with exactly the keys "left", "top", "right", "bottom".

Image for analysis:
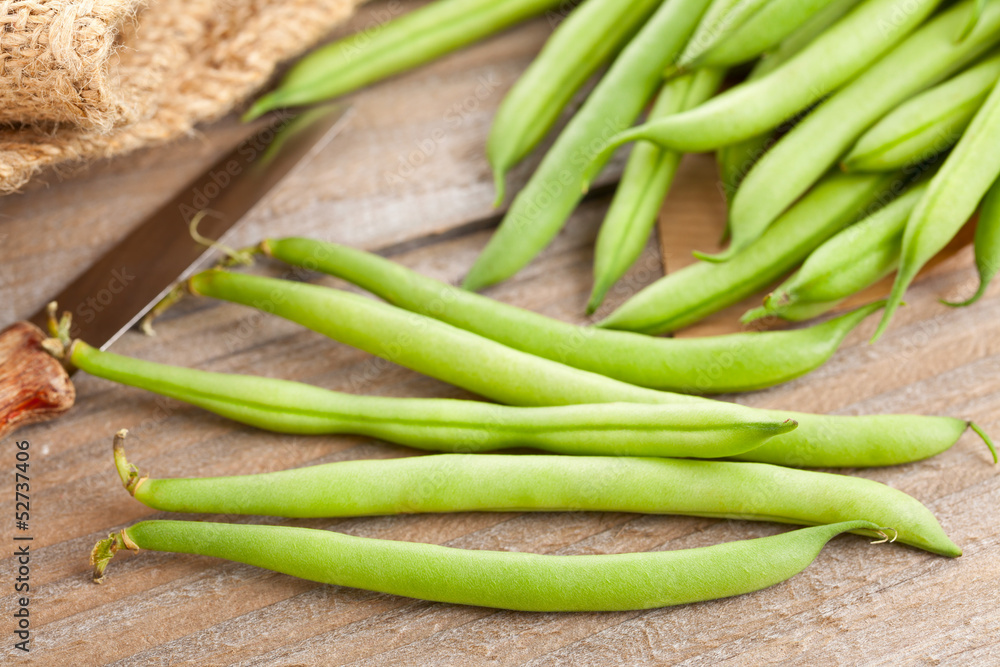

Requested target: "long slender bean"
[
  {"left": 875, "top": 79, "right": 1000, "bottom": 340},
  {"left": 91, "top": 520, "right": 889, "bottom": 610},
  {"left": 113, "top": 437, "right": 960, "bottom": 556},
  {"left": 722, "top": 0, "right": 1000, "bottom": 261},
  {"left": 675, "top": 0, "right": 748, "bottom": 68},
  {"left": 589, "top": 68, "right": 724, "bottom": 313},
  {"left": 243, "top": 0, "right": 564, "bottom": 121},
  {"left": 844, "top": 50, "right": 1000, "bottom": 172},
  {"left": 744, "top": 183, "right": 927, "bottom": 323},
  {"left": 597, "top": 172, "right": 902, "bottom": 334},
  {"left": 487, "top": 0, "right": 662, "bottom": 206},
  {"left": 582, "top": 0, "right": 942, "bottom": 161},
  {"left": 945, "top": 176, "right": 1000, "bottom": 307},
  {"left": 263, "top": 237, "right": 881, "bottom": 395},
  {"left": 188, "top": 268, "right": 995, "bottom": 468},
  {"left": 462, "top": 0, "right": 711, "bottom": 292},
  {"left": 65, "top": 342, "right": 791, "bottom": 458}
]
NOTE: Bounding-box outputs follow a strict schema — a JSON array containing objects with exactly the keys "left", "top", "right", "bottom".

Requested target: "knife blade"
[{"left": 0, "top": 104, "right": 352, "bottom": 438}]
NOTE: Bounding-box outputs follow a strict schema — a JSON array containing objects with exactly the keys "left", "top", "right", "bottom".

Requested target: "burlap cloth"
[{"left": 0, "top": 0, "right": 366, "bottom": 194}]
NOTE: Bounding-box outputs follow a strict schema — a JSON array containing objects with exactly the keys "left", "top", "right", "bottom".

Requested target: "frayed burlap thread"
[{"left": 0, "top": 0, "right": 365, "bottom": 195}]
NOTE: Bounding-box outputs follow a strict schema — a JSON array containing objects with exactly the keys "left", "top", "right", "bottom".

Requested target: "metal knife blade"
[{"left": 27, "top": 104, "right": 352, "bottom": 349}]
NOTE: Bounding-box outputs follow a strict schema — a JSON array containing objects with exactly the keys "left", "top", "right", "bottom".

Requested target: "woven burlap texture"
[{"left": 0, "top": 0, "right": 365, "bottom": 194}]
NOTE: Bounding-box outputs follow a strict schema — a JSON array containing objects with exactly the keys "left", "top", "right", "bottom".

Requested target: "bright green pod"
[
  {"left": 114, "top": 441, "right": 961, "bottom": 556},
  {"left": 875, "top": 79, "right": 1000, "bottom": 340},
  {"left": 188, "top": 268, "right": 995, "bottom": 468},
  {"left": 597, "top": 172, "right": 901, "bottom": 335},
  {"left": 487, "top": 0, "right": 662, "bottom": 205},
  {"left": 263, "top": 237, "right": 882, "bottom": 395},
  {"left": 675, "top": 0, "right": 752, "bottom": 68},
  {"left": 66, "top": 342, "right": 791, "bottom": 459},
  {"left": 745, "top": 183, "right": 927, "bottom": 323},
  {"left": 844, "top": 49, "right": 1000, "bottom": 172},
  {"left": 91, "top": 519, "right": 888, "bottom": 611},
  {"left": 691, "top": 0, "right": 854, "bottom": 68},
  {"left": 244, "top": 0, "right": 564, "bottom": 121},
  {"left": 589, "top": 68, "right": 724, "bottom": 313},
  {"left": 722, "top": 0, "right": 1000, "bottom": 262},
  {"left": 462, "top": 0, "right": 712, "bottom": 292},
  {"left": 583, "top": 0, "right": 942, "bottom": 160},
  {"left": 945, "top": 176, "right": 1000, "bottom": 307}
]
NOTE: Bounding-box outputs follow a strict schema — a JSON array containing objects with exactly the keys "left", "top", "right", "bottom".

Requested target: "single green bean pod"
[
  {"left": 589, "top": 68, "right": 724, "bottom": 313},
  {"left": 582, "top": 0, "right": 942, "bottom": 161},
  {"left": 262, "top": 237, "right": 882, "bottom": 395},
  {"left": 721, "top": 0, "right": 1000, "bottom": 262},
  {"left": 91, "top": 519, "right": 891, "bottom": 611},
  {"left": 945, "top": 175, "right": 1000, "bottom": 307},
  {"left": 690, "top": 0, "right": 857, "bottom": 68},
  {"left": 875, "top": 78, "right": 1000, "bottom": 340},
  {"left": 244, "top": 0, "right": 565, "bottom": 121},
  {"left": 843, "top": 49, "right": 1000, "bottom": 172},
  {"left": 487, "top": 0, "right": 662, "bottom": 206},
  {"left": 598, "top": 172, "right": 902, "bottom": 335},
  {"left": 462, "top": 0, "right": 712, "bottom": 292},
  {"left": 113, "top": 435, "right": 961, "bottom": 556},
  {"left": 744, "top": 183, "right": 927, "bottom": 323},
  {"left": 674, "top": 0, "right": 754, "bottom": 69},
  {"left": 188, "top": 268, "right": 996, "bottom": 468},
  {"left": 64, "top": 342, "right": 792, "bottom": 459}
]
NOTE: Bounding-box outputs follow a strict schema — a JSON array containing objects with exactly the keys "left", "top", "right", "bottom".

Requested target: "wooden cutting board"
[{"left": 2, "top": 2, "right": 998, "bottom": 664}]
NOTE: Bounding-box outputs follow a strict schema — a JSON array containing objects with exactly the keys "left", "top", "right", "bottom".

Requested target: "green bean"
[
  {"left": 243, "top": 0, "right": 564, "bottom": 121},
  {"left": 589, "top": 68, "right": 724, "bottom": 313},
  {"left": 945, "top": 176, "right": 1000, "bottom": 307},
  {"left": 598, "top": 172, "right": 902, "bottom": 335},
  {"left": 583, "top": 0, "right": 942, "bottom": 160},
  {"left": 263, "top": 237, "right": 880, "bottom": 394},
  {"left": 690, "top": 0, "right": 851, "bottom": 68},
  {"left": 91, "top": 519, "right": 889, "bottom": 610},
  {"left": 675, "top": 0, "right": 751, "bottom": 69},
  {"left": 65, "top": 341, "right": 791, "bottom": 458},
  {"left": 721, "top": 0, "right": 1000, "bottom": 261},
  {"left": 487, "top": 0, "right": 662, "bottom": 206},
  {"left": 844, "top": 50, "right": 1000, "bottom": 172},
  {"left": 744, "top": 183, "right": 927, "bottom": 323},
  {"left": 188, "top": 268, "right": 995, "bottom": 468},
  {"left": 875, "top": 79, "right": 1000, "bottom": 341},
  {"left": 462, "top": 0, "right": 711, "bottom": 292},
  {"left": 113, "top": 437, "right": 960, "bottom": 556}
]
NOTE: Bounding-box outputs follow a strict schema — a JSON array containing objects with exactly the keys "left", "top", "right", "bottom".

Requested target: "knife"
[{"left": 0, "top": 105, "right": 352, "bottom": 439}]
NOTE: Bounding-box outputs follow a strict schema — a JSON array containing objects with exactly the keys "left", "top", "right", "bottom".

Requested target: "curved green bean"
[
  {"left": 590, "top": 68, "right": 724, "bottom": 313},
  {"left": 598, "top": 172, "right": 902, "bottom": 334},
  {"left": 188, "top": 268, "right": 995, "bottom": 468},
  {"left": 462, "top": 0, "right": 711, "bottom": 292},
  {"left": 244, "top": 0, "right": 563, "bottom": 121},
  {"left": 113, "top": 438, "right": 960, "bottom": 556},
  {"left": 844, "top": 50, "right": 1000, "bottom": 172},
  {"left": 582, "top": 0, "right": 942, "bottom": 162},
  {"left": 723, "top": 0, "right": 1000, "bottom": 262},
  {"left": 487, "top": 0, "right": 661, "bottom": 206},
  {"left": 875, "top": 79, "right": 1000, "bottom": 340},
  {"left": 91, "top": 519, "right": 888, "bottom": 610},
  {"left": 263, "top": 237, "right": 881, "bottom": 395},
  {"left": 691, "top": 0, "right": 853, "bottom": 68},
  {"left": 945, "top": 176, "right": 1000, "bottom": 307},
  {"left": 744, "top": 183, "right": 927, "bottom": 323},
  {"left": 67, "top": 342, "right": 791, "bottom": 458}
]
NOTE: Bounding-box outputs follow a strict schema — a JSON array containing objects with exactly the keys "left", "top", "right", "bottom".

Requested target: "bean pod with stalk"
[
  {"left": 112, "top": 431, "right": 961, "bottom": 556},
  {"left": 91, "top": 519, "right": 892, "bottom": 611},
  {"left": 185, "top": 268, "right": 996, "bottom": 468}
]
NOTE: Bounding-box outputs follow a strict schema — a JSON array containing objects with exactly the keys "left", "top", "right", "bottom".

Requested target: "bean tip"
[
  {"left": 113, "top": 430, "right": 148, "bottom": 497},
  {"left": 969, "top": 422, "right": 998, "bottom": 464}
]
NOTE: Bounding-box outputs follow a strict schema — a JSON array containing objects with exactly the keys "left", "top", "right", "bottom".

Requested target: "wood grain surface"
[{"left": 2, "top": 2, "right": 999, "bottom": 664}]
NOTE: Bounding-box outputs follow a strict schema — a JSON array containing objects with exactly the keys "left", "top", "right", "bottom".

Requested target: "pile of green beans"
[
  {"left": 68, "top": 341, "right": 793, "bottom": 459},
  {"left": 90, "top": 519, "right": 888, "bottom": 611},
  {"left": 186, "top": 268, "right": 994, "bottom": 468},
  {"left": 112, "top": 432, "right": 960, "bottom": 556},
  {"left": 262, "top": 237, "right": 881, "bottom": 395}
]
